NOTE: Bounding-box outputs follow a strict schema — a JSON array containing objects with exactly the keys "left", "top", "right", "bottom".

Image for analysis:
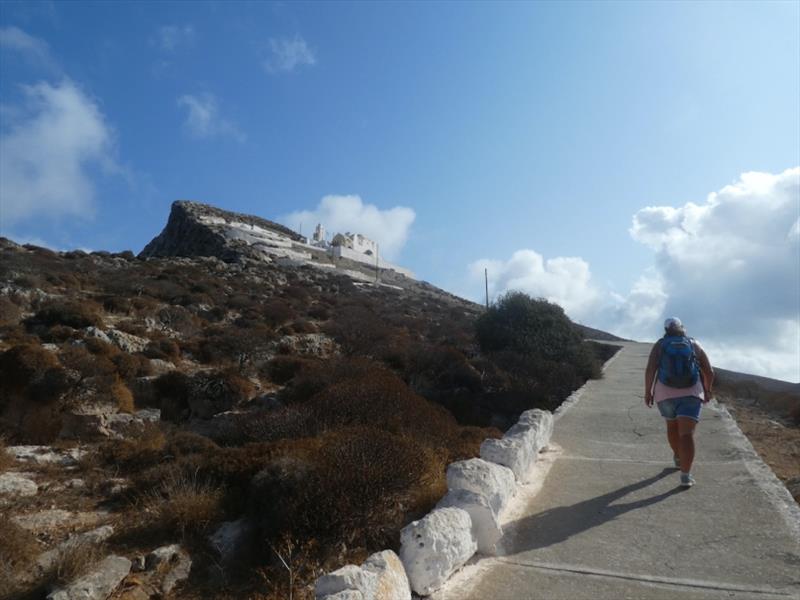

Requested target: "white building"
[{"left": 308, "top": 224, "right": 414, "bottom": 278}]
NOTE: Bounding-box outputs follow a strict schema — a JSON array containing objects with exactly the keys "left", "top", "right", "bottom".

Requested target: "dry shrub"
[
  {"left": 28, "top": 299, "right": 103, "bottom": 329},
  {"left": 0, "top": 437, "right": 13, "bottom": 471},
  {"left": 112, "top": 352, "right": 152, "bottom": 380},
  {"left": 281, "top": 356, "right": 378, "bottom": 404},
  {"left": 263, "top": 299, "right": 296, "bottom": 328},
  {"left": 100, "top": 421, "right": 166, "bottom": 471},
  {"left": 305, "top": 366, "right": 459, "bottom": 447},
  {"left": 144, "top": 338, "right": 180, "bottom": 361},
  {"left": 59, "top": 345, "right": 116, "bottom": 380},
  {"left": 0, "top": 518, "right": 40, "bottom": 594},
  {"left": 264, "top": 356, "right": 314, "bottom": 385},
  {"left": 140, "top": 471, "right": 223, "bottom": 536},
  {"left": 0, "top": 296, "right": 21, "bottom": 326},
  {"left": 0, "top": 343, "right": 60, "bottom": 395},
  {"left": 51, "top": 537, "right": 105, "bottom": 586},
  {"left": 111, "top": 378, "right": 135, "bottom": 413},
  {"left": 166, "top": 431, "right": 219, "bottom": 457},
  {"left": 250, "top": 427, "right": 445, "bottom": 549},
  {"left": 154, "top": 371, "right": 193, "bottom": 422}
]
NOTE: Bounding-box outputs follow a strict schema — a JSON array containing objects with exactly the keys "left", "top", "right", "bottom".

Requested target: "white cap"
[{"left": 664, "top": 317, "right": 683, "bottom": 331}]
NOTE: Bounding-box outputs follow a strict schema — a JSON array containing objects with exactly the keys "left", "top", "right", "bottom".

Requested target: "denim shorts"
[{"left": 657, "top": 396, "right": 702, "bottom": 422}]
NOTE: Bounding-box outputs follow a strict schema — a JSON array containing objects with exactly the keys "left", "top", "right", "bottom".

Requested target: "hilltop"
[{"left": 0, "top": 201, "right": 621, "bottom": 599}]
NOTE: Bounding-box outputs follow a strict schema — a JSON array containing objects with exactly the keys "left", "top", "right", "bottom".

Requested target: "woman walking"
[{"left": 645, "top": 317, "right": 714, "bottom": 488}]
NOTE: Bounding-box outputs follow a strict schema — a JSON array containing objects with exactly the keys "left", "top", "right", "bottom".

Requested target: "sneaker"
[
  {"left": 673, "top": 454, "right": 681, "bottom": 469},
  {"left": 680, "top": 473, "right": 695, "bottom": 488}
]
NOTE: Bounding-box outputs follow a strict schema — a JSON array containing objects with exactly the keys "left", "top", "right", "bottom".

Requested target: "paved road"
[{"left": 436, "top": 342, "right": 800, "bottom": 600}]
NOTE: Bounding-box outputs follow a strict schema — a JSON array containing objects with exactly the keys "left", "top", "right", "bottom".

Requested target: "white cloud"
[
  {"left": 0, "top": 25, "right": 58, "bottom": 72},
  {"left": 177, "top": 93, "right": 245, "bottom": 143},
  {"left": 152, "top": 24, "right": 195, "bottom": 51},
  {"left": 280, "top": 195, "right": 415, "bottom": 260},
  {"left": 264, "top": 35, "right": 316, "bottom": 73},
  {"left": 0, "top": 79, "right": 117, "bottom": 227},
  {"left": 469, "top": 250, "right": 602, "bottom": 323},
  {"left": 467, "top": 167, "right": 800, "bottom": 382}
]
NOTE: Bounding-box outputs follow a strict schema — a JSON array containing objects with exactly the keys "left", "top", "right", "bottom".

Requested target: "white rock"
[
  {"left": 209, "top": 518, "right": 249, "bottom": 563},
  {"left": 322, "top": 592, "right": 363, "bottom": 600},
  {"left": 47, "top": 554, "right": 131, "bottom": 600},
  {"left": 480, "top": 433, "right": 535, "bottom": 482},
  {"left": 0, "top": 472, "right": 38, "bottom": 496},
  {"left": 399, "top": 507, "right": 476, "bottom": 596},
  {"left": 149, "top": 359, "right": 176, "bottom": 375},
  {"left": 7, "top": 445, "right": 85, "bottom": 466},
  {"left": 446, "top": 458, "right": 516, "bottom": 515},
  {"left": 13, "top": 509, "right": 108, "bottom": 532},
  {"left": 507, "top": 409, "right": 554, "bottom": 452},
  {"left": 106, "top": 328, "right": 149, "bottom": 353},
  {"left": 363, "top": 550, "right": 411, "bottom": 600},
  {"left": 146, "top": 543, "right": 182, "bottom": 570},
  {"left": 37, "top": 526, "right": 116, "bottom": 572},
  {"left": 316, "top": 565, "right": 376, "bottom": 598},
  {"left": 316, "top": 550, "right": 410, "bottom": 600},
  {"left": 437, "top": 489, "right": 502, "bottom": 555},
  {"left": 84, "top": 326, "right": 111, "bottom": 344}
]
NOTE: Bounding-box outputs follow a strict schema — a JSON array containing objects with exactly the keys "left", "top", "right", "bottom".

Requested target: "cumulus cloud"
[
  {"left": 0, "top": 25, "right": 57, "bottom": 71},
  {"left": 469, "top": 250, "right": 602, "bottom": 323},
  {"left": 264, "top": 35, "right": 316, "bottom": 73},
  {"left": 177, "top": 93, "right": 245, "bottom": 142},
  {"left": 0, "top": 79, "right": 116, "bottom": 227},
  {"left": 152, "top": 24, "right": 195, "bottom": 51},
  {"left": 628, "top": 166, "right": 799, "bottom": 381},
  {"left": 280, "top": 195, "right": 415, "bottom": 260},
  {"left": 467, "top": 167, "right": 800, "bottom": 382}
]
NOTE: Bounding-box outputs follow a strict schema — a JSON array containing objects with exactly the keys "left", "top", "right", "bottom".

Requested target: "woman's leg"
[
  {"left": 676, "top": 416, "right": 697, "bottom": 473},
  {"left": 666, "top": 420, "right": 680, "bottom": 459}
]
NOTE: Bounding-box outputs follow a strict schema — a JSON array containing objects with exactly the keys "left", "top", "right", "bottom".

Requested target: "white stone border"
[{"left": 315, "top": 346, "right": 624, "bottom": 599}]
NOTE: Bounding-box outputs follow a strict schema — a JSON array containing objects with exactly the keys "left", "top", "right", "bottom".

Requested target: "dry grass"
[
  {"left": 0, "top": 437, "right": 13, "bottom": 471},
  {"left": 140, "top": 470, "right": 223, "bottom": 536},
  {"left": 50, "top": 537, "right": 105, "bottom": 586},
  {"left": 0, "top": 517, "right": 40, "bottom": 598}
]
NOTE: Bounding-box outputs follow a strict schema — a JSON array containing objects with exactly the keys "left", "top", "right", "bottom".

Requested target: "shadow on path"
[{"left": 501, "top": 468, "right": 686, "bottom": 553}]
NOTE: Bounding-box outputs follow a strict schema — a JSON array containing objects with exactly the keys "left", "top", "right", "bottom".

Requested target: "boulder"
[
  {"left": 37, "top": 526, "right": 116, "bottom": 573},
  {"left": 446, "top": 458, "right": 516, "bottom": 515},
  {"left": 209, "top": 518, "right": 249, "bottom": 563},
  {"left": 6, "top": 445, "right": 85, "bottom": 466},
  {"left": 145, "top": 545, "right": 192, "bottom": 594},
  {"left": 363, "top": 551, "right": 410, "bottom": 600},
  {"left": 399, "top": 507, "right": 476, "bottom": 596},
  {"left": 315, "top": 551, "right": 409, "bottom": 600},
  {"left": 437, "top": 488, "right": 502, "bottom": 555},
  {"left": 0, "top": 472, "right": 38, "bottom": 497},
  {"left": 47, "top": 554, "right": 131, "bottom": 600},
  {"left": 507, "top": 408, "right": 554, "bottom": 452},
  {"left": 148, "top": 359, "right": 176, "bottom": 375},
  {"left": 480, "top": 433, "right": 535, "bottom": 481},
  {"left": 106, "top": 329, "right": 149, "bottom": 353},
  {"left": 84, "top": 327, "right": 111, "bottom": 344}
]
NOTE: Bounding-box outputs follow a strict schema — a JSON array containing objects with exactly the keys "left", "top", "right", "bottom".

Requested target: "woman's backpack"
[{"left": 658, "top": 335, "right": 700, "bottom": 388}]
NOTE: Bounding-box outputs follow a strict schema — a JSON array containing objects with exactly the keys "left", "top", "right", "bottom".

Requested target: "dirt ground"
[{"left": 715, "top": 390, "right": 800, "bottom": 502}]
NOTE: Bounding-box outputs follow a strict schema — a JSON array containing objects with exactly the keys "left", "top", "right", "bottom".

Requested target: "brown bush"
[
  {"left": 0, "top": 518, "right": 40, "bottom": 598},
  {"left": 154, "top": 371, "right": 193, "bottom": 422},
  {"left": 263, "top": 299, "right": 296, "bottom": 328},
  {"left": 264, "top": 356, "right": 314, "bottom": 385},
  {"left": 112, "top": 352, "right": 152, "bottom": 380},
  {"left": 28, "top": 299, "right": 103, "bottom": 329},
  {"left": 111, "top": 378, "right": 135, "bottom": 412},
  {"left": 0, "top": 296, "right": 21, "bottom": 326},
  {"left": 0, "top": 343, "right": 60, "bottom": 394},
  {"left": 50, "top": 537, "right": 105, "bottom": 587},
  {"left": 59, "top": 345, "right": 116, "bottom": 380},
  {"left": 166, "top": 431, "right": 219, "bottom": 457},
  {"left": 139, "top": 471, "right": 223, "bottom": 536},
  {"left": 0, "top": 437, "right": 13, "bottom": 471},
  {"left": 305, "top": 365, "right": 459, "bottom": 449},
  {"left": 100, "top": 422, "right": 166, "bottom": 471},
  {"left": 143, "top": 338, "right": 180, "bottom": 361}
]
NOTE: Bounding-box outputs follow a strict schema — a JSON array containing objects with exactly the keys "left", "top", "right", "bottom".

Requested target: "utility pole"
[
  {"left": 485, "top": 268, "right": 489, "bottom": 309},
  {"left": 375, "top": 244, "right": 380, "bottom": 283}
]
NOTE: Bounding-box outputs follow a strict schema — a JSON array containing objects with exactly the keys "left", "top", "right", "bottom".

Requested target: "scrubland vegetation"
[{"left": 0, "top": 238, "right": 616, "bottom": 598}]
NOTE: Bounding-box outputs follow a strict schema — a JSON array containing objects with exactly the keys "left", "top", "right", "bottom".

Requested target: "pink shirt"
[
  {"left": 652, "top": 338, "right": 706, "bottom": 403},
  {"left": 653, "top": 378, "right": 705, "bottom": 403}
]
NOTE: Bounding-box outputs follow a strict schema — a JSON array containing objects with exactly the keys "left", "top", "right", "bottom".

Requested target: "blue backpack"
[{"left": 658, "top": 335, "right": 700, "bottom": 388}]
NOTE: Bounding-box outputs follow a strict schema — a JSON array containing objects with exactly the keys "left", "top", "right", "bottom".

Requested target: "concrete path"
[{"left": 435, "top": 342, "right": 800, "bottom": 600}]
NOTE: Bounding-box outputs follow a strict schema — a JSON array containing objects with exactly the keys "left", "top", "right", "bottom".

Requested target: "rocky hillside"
[{"left": 0, "top": 202, "right": 620, "bottom": 600}]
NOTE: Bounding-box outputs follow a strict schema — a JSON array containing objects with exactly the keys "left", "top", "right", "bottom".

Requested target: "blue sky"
[{"left": 1, "top": 1, "right": 799, "bottom": 381}]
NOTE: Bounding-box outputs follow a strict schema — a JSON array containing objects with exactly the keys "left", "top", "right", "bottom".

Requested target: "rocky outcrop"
[
  {"left": 139, "top": 200, "right": 302, "bottom": 261},
  {"left": 0, "top": 472, "right": 38, "bottom": 497},
  {"left": 315, "top": 550, "right": 410, "bottom": 600},
  {"left": 46, "top": 555, "right": 130, "bottom": 600}
]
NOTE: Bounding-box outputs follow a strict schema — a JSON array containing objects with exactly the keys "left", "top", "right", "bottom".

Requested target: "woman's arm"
[
  {"left": 694, "top": 342, "right": 715, "bottom": 400},
  {"left": 644, "top": 342, "right": 660, "bottom": 406}
]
